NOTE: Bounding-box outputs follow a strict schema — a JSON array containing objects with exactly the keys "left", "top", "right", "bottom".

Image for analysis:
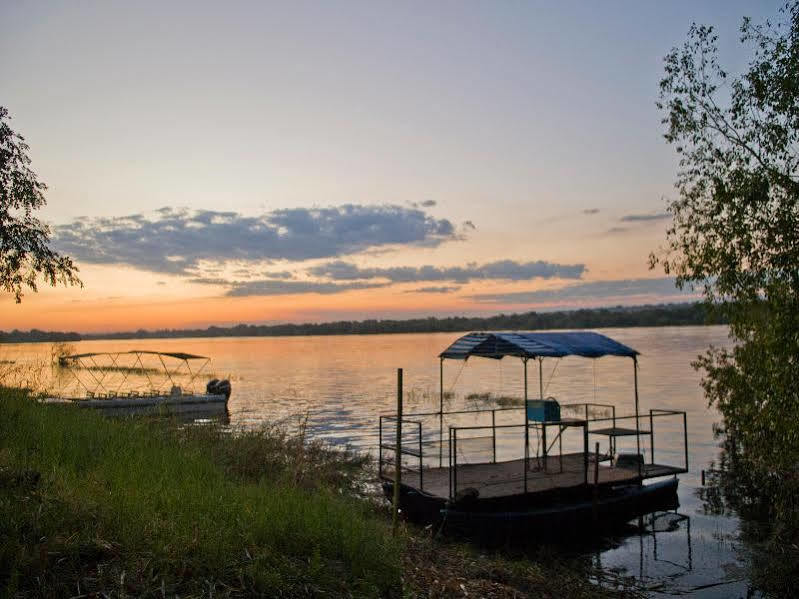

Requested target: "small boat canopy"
[
  {"left": 61, "top": 350, "right": 209, "bottom": 361},
  {"left": 439, "top": 331, "right": 639, "bottom": 361}
]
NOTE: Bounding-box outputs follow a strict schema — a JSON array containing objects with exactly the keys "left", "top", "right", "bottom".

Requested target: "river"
[{"left": 1, "top": 325, "right": 763, "bottom": 597}]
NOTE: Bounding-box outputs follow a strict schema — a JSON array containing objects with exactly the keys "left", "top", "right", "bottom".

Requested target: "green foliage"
[
  {"left": 0, "top": 106, "right": 81, "bottom": 303},
  {"left": 654, "top": 2, "right": 799, "bottom": 526},
  {"left": 0, "top": 389, "right": 401, "bottom": 596}
]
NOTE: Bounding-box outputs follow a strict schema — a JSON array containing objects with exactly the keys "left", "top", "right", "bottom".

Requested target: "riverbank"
[
  {"left": 0, "top": 302, "right": 722, "bottom": 343},
  {"left": 0, "top": 388, "right": 635, "bottom": 597}
]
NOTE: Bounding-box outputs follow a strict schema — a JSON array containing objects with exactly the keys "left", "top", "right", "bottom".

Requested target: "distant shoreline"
[{"left": 1, "top": 302, "right": 725, "bottom": 344}]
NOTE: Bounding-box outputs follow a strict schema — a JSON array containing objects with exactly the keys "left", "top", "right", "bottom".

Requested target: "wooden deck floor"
[{"left": 390, "top": 453, "right": 646, "bottom": 500}]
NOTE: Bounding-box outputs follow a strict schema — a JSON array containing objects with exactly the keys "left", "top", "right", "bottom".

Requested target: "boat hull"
[
  {"left": 382, "top": 477, "right": 679, "bottom": 541},
  {"left": 43, "top": 393, "right": 229, "bottom": 416}
]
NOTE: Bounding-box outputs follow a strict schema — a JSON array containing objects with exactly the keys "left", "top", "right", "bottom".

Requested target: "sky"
[{"left": 0, "top": 1, "right": 781, "bottom": 333}]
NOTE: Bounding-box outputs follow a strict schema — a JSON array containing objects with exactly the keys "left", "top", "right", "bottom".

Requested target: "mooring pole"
[
  {"left": 392, "top": 368, "right": 403, "bottom": 536},
  {"left": 439, "top": 357, "right": 444, "bottom": 468},
  {"left": 633, "top": 357, "right": 641, "bottom": 479}
]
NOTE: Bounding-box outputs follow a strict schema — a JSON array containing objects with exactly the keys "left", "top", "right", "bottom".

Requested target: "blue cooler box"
[{"left": 525, "top": 399, "right": 561, "bottom": 422}]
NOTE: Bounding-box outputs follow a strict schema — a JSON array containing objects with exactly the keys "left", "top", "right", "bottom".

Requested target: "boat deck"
[{"left": 384, "top": 452, "right": 684, "bottom": 500}]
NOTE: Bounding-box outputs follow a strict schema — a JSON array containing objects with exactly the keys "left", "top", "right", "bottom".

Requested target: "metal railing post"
[
  {"left": 583, "top": 423, "right": 589, "bottom": 486},
  {"left": 378, "top": 416, "right": 383, "bottom": 478},
  {"left": 453, "top": 428, "right": 458, "bottom": 498},
  {"left": 418, "top": 421, "right": 423, "bottom": 490},
  {"left": 683, "top": 411, "right": 689, "bottom": 472},
  {"left": 649, "top": 409, "right": 655, "bottom": 465},
  {"left": 448, "top": 427, "right": 453, "bottom": 500},
  {"left": 492, "top": 409, "right": 496, "bottom": 463},
  {"left": 524, "top": 424, "right": 528, "bottom": 494}
]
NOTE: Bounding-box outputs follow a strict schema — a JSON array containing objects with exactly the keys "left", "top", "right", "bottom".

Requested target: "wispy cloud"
[
  {"left": 53, "top": 204, "right": 457, "bottom": 275},
  {"left": 620, "top": 212, "right": 670, "bottom": 222},
  {"left": 467, "top": 277, "right": 692, "bottom": 304},
  {"left": 224, "top": 280, "right": 386, "bottom": 297},
  {"left": 583, "top": 208, "right": 600, "bottom": 215},
  {"left": 308, "top": 259, "right": 586, "bottom": 283},
  {"left": 403, "top": 285, "right": 461, "bottom": 294}
]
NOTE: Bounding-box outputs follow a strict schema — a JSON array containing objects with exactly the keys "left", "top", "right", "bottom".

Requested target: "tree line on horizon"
[{"left": 0, "top": 302, "right": 723, "bottom": 344}]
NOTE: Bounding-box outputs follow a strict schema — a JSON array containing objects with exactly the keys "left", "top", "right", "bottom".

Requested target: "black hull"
[{"left": 383, "top": 478, "right": 679, "bottom": 541}]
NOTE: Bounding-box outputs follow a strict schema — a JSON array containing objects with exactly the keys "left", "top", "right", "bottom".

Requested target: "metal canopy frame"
[
  {"left": 58, "top": 350, "right": 211, "bottom": 398},
  {"left": 437, "top": 332, "right": 642, "bottom": 475}
]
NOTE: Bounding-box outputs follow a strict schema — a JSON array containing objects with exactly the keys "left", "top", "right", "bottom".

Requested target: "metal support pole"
[
  {"left": 392, "top": 368, "right": 403, "bottom": 535},
  {"left": 523, "top": 358, "right": 529, "bottom": 478},
  {"left": 439, "top": 358, "right": 444, "bottom": 468},
  {"left": 542, "top": 421, "right": 548, "bottom": 472}
]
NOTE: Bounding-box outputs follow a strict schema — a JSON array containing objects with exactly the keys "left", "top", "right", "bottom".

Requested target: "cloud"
[
  {"left": 467, "top": 278, "right": 693, "bottom": 304},
  {"left": 420, "top": 200, "right": 436, "bottom": 207},
  {"left": 307, "top": 259, "right": 586, "bottom": 284},
  {"left": 583, "top": 208, "right": 600, "bottom": 215},
  {"left": 620, "top": 212, "right": 670, "bottom": 222},
  {"left": 53, "top": 204, "right": 457, "bottom": 275},
  {"left": 463, "top": 220, "right": 477, "bottom": 230},
  {"left": 606, "top": 227, "right": 628, "bottom": 234},
  {"left": 403, "top": 286, "right": 460, "bottom": 294},
  {"left": 223, "top": 280, "right": 386, "bottom": 297}
]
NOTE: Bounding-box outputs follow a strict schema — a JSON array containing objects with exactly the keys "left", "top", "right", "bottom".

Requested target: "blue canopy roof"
[{"left": 439, "top": 331, "right": 639, "bottom": 360}]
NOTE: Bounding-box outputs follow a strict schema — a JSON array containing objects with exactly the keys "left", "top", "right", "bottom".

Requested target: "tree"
[
  {"left": 0, "top": 106, "right": 81, "bottom": 302},
  {"left": 653, "top": 2, "right": 799, "bottom": 524}
]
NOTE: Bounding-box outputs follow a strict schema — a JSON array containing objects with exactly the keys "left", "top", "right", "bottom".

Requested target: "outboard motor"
[
  {"left": 206, "top": 378, "right": 231, "bottom": 399},
  {"left": 216, "top": 379, "right": 232, "bottom": 399}
]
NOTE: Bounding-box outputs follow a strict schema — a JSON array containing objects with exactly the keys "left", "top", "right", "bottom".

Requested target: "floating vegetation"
[{"left": 466, "top": 392, "right": 523, "bottom": 407}]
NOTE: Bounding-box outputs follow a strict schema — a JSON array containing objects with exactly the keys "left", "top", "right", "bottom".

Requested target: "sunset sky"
[{"left": 1, "top": 1, "right": 777, "bottom": 333}]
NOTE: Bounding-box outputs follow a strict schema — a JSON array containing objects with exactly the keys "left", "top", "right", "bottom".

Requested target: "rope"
[
  {"left": 542, "top": 358, "right": 561, "bottom": 396},
  {"left": 446, "top": 359, "right": 466, "bottom": 395}
]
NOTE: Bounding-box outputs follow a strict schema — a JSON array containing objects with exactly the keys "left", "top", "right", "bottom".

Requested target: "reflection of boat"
[
  {"left": 379, "top": 331, "right": 688, "bottom": 539},
  {"left": 45, "top": 350, "right": 231, "bottom": 416}
]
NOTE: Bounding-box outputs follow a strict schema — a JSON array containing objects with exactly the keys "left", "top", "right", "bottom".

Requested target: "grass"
[
  {"left": 0, "top": 386, "right": 635, "bottom": 598},
  {"left": 0, "top": 387, "right": 400, "bottom": 597}
]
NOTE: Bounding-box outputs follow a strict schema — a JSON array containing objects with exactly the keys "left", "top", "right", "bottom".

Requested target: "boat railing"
[
  {"left": 378, "top": 415, "right": 426, "bottom": 490},
  {"left": 379, "top": 405, "right": 688, "bottom": 500},
  {"left": 448, "top": 420, "right": 591, "bottom": 500}
]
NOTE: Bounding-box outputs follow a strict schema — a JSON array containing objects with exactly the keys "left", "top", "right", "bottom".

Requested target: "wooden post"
[
  {"left": 392, "top": 368, "right": 403, "bottom": 536},
  {"left": 633, "top": 357, "right": 641, "bottom": 479}
]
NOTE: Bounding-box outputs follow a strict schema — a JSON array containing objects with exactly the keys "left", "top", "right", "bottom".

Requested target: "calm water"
[{"left": 1, "top": 326, "right": 762, "bottom": 596}]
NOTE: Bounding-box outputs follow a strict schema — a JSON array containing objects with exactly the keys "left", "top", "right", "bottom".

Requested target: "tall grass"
[{"left": 0, "top": 388, "right": 401, "bottom": 597}]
